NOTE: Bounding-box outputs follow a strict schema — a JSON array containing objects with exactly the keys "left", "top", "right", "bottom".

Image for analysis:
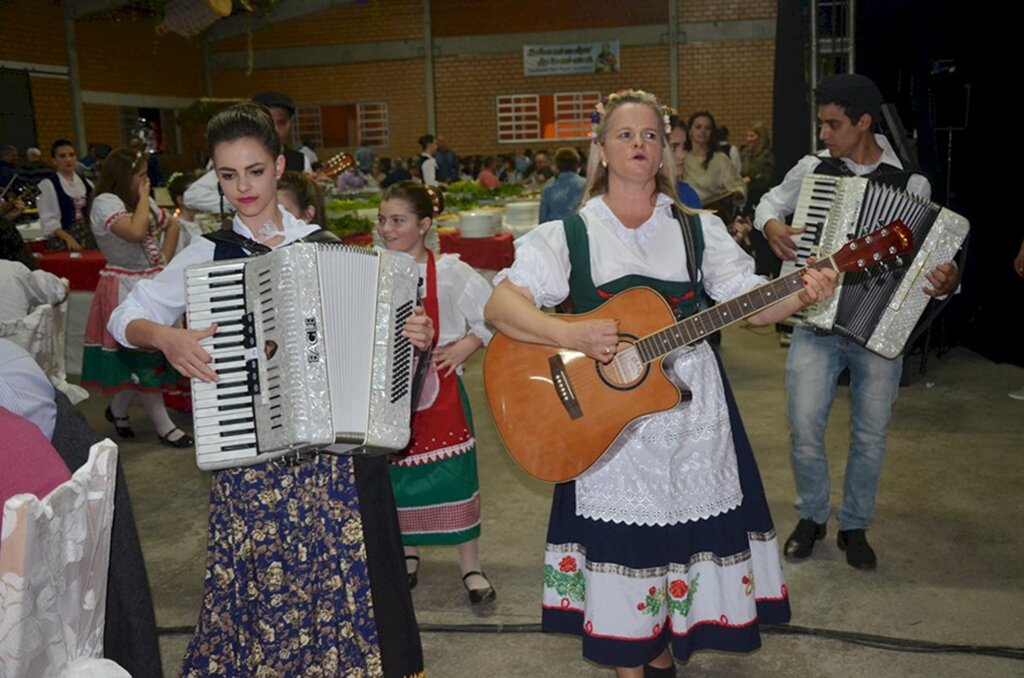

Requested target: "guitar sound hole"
[{"left": 596, "top": 337, "right": 648, "bottom": 391}]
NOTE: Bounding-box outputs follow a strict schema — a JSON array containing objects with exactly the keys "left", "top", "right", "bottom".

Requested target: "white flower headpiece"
[{"left": 589, "top": 89, "right": 672, "bottom": 141}]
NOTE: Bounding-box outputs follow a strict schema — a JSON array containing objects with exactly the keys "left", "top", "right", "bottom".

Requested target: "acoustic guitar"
[{"left": 484, "top": 222, "right": 914, "bottom": 483}]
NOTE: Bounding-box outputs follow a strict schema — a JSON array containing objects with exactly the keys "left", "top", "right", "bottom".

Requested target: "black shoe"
[
  {"left": 158, "top": 427, "right": 194, "bottom": 448},
  {"left": 462, "top": 570, "right": 496, "bottom": 605},
  {"left": 104, "top": 406, "right": 135, "bottom": 439},
  {"left": 644, "top": 663, "right": 677, "bottom": 677},
  {"left": 784, "top": 519, "right": 827, "bottom": 559},
  {"left": 406, "top": 555, "right": 420, "bottom": 589},
  {"left": 837, "top": 529, "right": 877, "bottom": 570}
]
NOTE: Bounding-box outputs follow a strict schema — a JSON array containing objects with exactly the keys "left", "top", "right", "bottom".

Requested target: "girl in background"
[
  {"left": 82, "top": 147, "right": 189, "bottom": 447},
  {"left": 277, "top": 169, "right": 325, "bottom": 225},
  {"left": 378, "top": 181, "right": 497, "bottom": 606}
]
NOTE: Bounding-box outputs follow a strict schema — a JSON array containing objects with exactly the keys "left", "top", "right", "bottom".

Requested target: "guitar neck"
[{"left": 633, "top": 258, "right": 834, "bottom": 363}]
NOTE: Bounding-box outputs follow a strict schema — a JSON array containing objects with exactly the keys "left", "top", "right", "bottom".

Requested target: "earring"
[
  {"left": 601, "top": 160, "right": 607, "bottom": 168},
  {"left": 659, "top": 161, "right": 663, "bottom": 169}
]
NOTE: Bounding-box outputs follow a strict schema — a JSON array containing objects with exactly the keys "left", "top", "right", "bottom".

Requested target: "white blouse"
[
  {"left": 420, "top": 254, "right": 494, "bottom": 355},
  {"left": 494, "top": 194, "right": 765, "bottom": 527}
]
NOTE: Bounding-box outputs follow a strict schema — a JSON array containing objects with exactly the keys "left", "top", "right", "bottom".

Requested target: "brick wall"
[
  {"left": 679, "top": 39, "right": 776, "bottom": 146},
  {"left": 1, "top": 4, "right": 204, "bottom": 152},
  {"left": 680, "top": 0, "right": 776, "bottom": 23},
  {"left": 75, "top": 14, "right": 205, "bottom": 97},
  {"left": 29, "top": 77, "right": 74, "bottom": 154},
  {"left": 432, "top": 0, "right": 668, "bottom": 35},
  {"left": 212, "top": 59, "right": 427, "bottom": 158},
  {"left": 0, "top": 2, "right": 66, "bottom": 65},
  {"left": 2, "top": 1, "right": 779, "bottom": 171},
  {"left": 434, "top": 45, "right": 670, "bottom": 156}
]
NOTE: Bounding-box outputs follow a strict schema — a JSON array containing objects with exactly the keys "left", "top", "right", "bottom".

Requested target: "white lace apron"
[{"left": 574, "top": 341, "right": 743, "bottom": 526}]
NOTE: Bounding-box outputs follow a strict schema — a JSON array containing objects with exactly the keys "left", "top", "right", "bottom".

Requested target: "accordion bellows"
[{"left": 783, "top": 174, "right": 969, "bottom": 359}]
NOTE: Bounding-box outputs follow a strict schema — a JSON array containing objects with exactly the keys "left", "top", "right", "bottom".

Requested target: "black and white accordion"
[
  {"left": 185, "top": 243, "right": 420, "bottom": 470},
  {"left": 780, "top": 173, "right": 969, "bottom": 358}
]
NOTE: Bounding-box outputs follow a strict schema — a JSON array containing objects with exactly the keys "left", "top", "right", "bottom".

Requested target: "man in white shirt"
[{"left": 754, "top": 74, "right": 959, "bottom": 570}]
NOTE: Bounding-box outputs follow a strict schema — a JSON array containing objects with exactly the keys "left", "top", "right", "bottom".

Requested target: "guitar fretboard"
[{"left": 633, "top": 263, "right": 827, "bottom": 364}]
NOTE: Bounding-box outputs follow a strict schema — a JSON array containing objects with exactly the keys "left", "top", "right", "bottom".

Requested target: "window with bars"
[
  {"left": 496, "top": 91, "right": 600, "bottom": 143},
  {"left": 295, "top": 102, "right": 390, "bottom": 150}
]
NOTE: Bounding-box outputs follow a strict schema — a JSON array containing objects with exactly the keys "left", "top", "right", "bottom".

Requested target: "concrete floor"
[{"left": 74, "top": 324, "right": 1024, "bottom": 677}]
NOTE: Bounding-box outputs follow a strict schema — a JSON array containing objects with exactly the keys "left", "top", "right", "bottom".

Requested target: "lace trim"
[
  {"left": 392, "top": 438, "right": 474, "bottom": 467},
  {"left": 574, "top": 343, "right": 744, "bottom": 526}
]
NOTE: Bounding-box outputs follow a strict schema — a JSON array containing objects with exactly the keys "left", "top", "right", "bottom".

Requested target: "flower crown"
[
  {"left": 423, "top": 184, "right": 443, "bottom": 217},
  {"left": 589, "top": 89, "right": 672, "bottom": 141}
]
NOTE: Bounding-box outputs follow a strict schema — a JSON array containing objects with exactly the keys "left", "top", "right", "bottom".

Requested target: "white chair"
[
  {"left": 0, "top": 440, "right": 129, "bottom": 677},
  {"left": 0, "top": 289, "right": 89, "bottom": 406}
]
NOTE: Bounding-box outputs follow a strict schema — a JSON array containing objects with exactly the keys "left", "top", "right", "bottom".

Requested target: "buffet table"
[
  {"left": 36, "top": 251, "right": 107, "bottom": 375},
  {"left": 340, "top": 231, "right": 515, "bottom": 272},
  {"left": 37, "top": 251, "right": 107, "bottom": 291}
]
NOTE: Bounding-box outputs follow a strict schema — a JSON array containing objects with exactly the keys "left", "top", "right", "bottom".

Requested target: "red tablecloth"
[
  {"left": 441, "top": 231, "right": 514, "bottom": 271},
  {"left": 340, "top": 231, "right": 515, "bottom": 271},
  {"left": 37, "top": 251, "right": 107, "bottom": 291}
]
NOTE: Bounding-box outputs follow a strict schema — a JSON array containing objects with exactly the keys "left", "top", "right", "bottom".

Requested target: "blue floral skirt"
[{"left": 181, "top": 454, "right": 423, "bottom": 677}]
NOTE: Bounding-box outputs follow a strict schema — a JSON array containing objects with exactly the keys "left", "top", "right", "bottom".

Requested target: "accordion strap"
[{"left": 202, "top": 229, "right": 272, "bottom": 255}]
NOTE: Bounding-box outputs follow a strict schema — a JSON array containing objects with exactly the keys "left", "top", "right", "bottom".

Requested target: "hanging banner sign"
[{"left": 523, "top": 41, "right": 620, "bottom": 76}]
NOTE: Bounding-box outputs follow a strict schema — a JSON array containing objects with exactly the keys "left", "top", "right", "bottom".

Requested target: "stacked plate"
[
  {"left": 501, "top": 200, "right": 541, "bottom": 239},
  {"left": 458, "top": 208, "right": 503, "bottom": 238}
]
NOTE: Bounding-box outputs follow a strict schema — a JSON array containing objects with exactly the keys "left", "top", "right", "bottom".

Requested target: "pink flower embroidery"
[
  {"left": 669, "top": 579, "right": 689, "bottom": 599},
  {"left": 648, "top": 586, "right": 657, "bottom": 596},
  {"left": 561, "top": 597, "right": 571, "bottom": 608},
  {"left": 559, "top": 556, "right": 577, "bottom": 573},
  {"left": 637, "top": 602, "right": 646, "bottom": 611}
]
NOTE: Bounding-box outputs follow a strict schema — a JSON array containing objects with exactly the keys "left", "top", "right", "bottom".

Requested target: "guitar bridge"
[{"left": 548, "top": 354, "right": 583, "bottom": 420}]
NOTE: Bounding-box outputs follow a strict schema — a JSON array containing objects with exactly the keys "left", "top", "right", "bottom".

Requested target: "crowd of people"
[{"left": 0, "top": 75, "right": 970, "bottom": 678}]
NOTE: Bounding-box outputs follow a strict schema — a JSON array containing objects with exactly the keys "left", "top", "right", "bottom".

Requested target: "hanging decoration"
[{"left": 155, "top": 0, "right": 232, "bottom": 37}]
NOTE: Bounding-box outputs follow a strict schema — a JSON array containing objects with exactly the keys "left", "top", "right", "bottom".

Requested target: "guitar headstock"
[
  {"left": 829, "top": 221, "right": 914, "bottom": 274},
  {"left": 321, "top": 152, "right": 356, "bottom": 179}
]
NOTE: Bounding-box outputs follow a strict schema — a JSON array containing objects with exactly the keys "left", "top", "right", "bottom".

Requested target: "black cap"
[
  {"left": 252, "top": 91, "right": 296, "bottom": 116},
  {"left": 815, "top": 74, "right": 883, "bottom": 121}
]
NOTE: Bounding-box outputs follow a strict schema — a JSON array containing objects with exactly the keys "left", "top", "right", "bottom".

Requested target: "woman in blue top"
[{"left": 667, "top": 113, "right": 702, "bottom": 210}]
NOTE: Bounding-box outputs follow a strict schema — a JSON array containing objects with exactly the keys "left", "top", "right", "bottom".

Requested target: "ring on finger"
[{"left": 603, "top": 346, "right": 611, "bottom": 354}]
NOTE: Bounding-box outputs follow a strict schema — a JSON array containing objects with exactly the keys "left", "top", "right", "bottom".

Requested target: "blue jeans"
[{"left": 785, "top": 328, "right": 902, "bottom": 531}]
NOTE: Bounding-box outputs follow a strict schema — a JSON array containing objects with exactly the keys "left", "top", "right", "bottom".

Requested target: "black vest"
[
  {"left": 284, "top": 148, "right": 305, "bottom": 172},
  {"left": 48, "top": 173, "right": 93, "bottom": 228}
]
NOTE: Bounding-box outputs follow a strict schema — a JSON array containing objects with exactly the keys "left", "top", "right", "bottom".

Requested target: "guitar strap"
[{"left": 671, "top": 203, "right": 705, "bottom": 319}]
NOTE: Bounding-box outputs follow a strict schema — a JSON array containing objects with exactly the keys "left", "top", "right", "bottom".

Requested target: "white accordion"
[
  {"left": 781, "top": 173, "right": 969, "bottom": 358},
  {"left": 185, "top": 243, "right": 420, "bottom": 470}
]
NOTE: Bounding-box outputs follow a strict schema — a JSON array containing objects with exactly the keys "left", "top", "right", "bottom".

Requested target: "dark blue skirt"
[{"left": 541, "top": 356, "right": 791, "bottom": 668}]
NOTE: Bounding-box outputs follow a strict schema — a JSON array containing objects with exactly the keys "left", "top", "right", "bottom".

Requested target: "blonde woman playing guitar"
[{"left": 484, "top": 90, "right": 837, "bottom": 678}]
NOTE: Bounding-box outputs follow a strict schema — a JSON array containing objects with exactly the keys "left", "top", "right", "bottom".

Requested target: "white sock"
[{"left": 139, "top": 391, "right": 176, "bottom": 438}]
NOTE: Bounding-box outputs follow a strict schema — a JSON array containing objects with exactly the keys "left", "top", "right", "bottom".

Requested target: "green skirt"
[
  {"left": 388, "top": 380, "right": 481, "bottom": 546},
  {"left": 81, "top": 345, "right": 178, "bottom": 394}
]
